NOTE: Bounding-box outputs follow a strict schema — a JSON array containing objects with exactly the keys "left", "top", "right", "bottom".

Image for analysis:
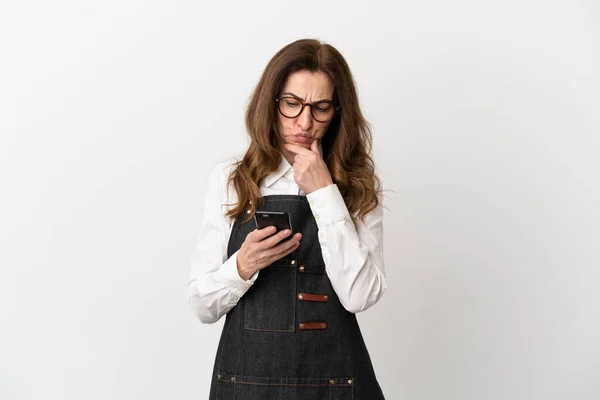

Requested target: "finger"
[
  {"left": 274, "top": 233, "right": 302, "bottom": 255},
  {"left": 279, "top": 239, "right": 301, "bottom": 257},
  {"left": 293, "top": 160, "right": 306, "bottom": 171},
  {"left": 292, "top": 151, "right": 316, "bottom": 166},
  {"left": 285, "top": 143, "right": 313, "bottom": 156},
  {"left": 259, "top": 229, "right": 293, "bottom": 249},
  {"left": 266, "top": 233, "right": 302, "bottom": 261},
  {"left": 271, "top": 233, "right": 302, "bottom": 253},
  {"left": 293, "top": 153, "right": 312, "bottom": 167},
  {"left": 248, "top": 226, "right": 277, "bottom": 242}
]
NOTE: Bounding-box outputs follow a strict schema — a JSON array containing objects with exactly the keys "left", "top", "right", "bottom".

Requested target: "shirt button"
[{"left": 315, "top": 214, "right": 320, "bottom": 220}]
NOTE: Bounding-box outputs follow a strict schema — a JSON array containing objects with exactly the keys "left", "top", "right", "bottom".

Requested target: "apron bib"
[{"left": 208, "top": 195, "right": 385, "bottom": 399}]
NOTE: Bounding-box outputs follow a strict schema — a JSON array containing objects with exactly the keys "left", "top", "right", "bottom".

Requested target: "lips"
[{"left": 294, "top": 133, "right": 313, "bottom": 143}]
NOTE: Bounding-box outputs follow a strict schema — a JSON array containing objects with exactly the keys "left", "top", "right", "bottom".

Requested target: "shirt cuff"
[
  {"left": 219, "top": 250, "right": 259, "bottom": 298},
  {"left": 306, "top": 184, "right": 350, "bottom": 226}
]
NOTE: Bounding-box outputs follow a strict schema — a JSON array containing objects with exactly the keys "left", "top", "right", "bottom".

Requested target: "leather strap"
[
  {"left": 298, "top": 322, "right": 327, "bottom": 330},
  {"left": 297, "top": 293, "right": 329, "bottom": 302}
]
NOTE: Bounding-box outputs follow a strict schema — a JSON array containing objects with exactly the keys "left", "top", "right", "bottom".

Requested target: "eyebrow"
[{"left": 280, "top": 92, "right": 333, "bottom": 103}]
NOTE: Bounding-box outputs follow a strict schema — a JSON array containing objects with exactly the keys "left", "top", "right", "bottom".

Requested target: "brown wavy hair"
[{"left": 226, "top": 38, "right": 382, "bottom": 227}]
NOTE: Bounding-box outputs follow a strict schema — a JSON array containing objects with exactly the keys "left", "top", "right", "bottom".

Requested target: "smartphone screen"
[{"left": 254, "top": 211, "right": 293, "bottom": 239}]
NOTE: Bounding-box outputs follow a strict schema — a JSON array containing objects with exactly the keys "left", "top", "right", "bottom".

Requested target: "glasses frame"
[{"left": 275, "top": 95, "right": 341, "bottom": 123}]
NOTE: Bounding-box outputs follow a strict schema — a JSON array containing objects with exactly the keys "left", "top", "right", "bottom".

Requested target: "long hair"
[{"left": 226, "top": 38, "right": 382, "bottom": 226}]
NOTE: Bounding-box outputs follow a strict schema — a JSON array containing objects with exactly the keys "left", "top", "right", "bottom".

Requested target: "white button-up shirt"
[{"left": 188, "top": 154, "right": 386, "bottom": 324}]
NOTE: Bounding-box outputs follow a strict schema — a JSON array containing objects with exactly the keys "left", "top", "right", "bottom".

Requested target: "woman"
[{"left": 188, "top": 38, "right": 387, "bottom": 399}]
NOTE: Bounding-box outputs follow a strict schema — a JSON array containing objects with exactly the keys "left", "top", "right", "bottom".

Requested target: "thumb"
[{"left": 311, "top": 139, "right": 320, "bottom": 156}]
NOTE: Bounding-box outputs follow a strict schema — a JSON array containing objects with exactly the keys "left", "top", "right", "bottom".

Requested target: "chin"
[{"left": 285, "top": 139, "right": 309, "bottom": 147}]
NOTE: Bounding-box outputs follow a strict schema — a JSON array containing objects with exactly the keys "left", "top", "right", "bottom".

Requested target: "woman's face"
[{"left": 274, "top": 70, "right": 335, "bottom": 155}]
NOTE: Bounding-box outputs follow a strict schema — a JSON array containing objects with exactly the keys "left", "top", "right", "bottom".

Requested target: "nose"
[{"left": 297, "top": 104, "right": 313, "bottom": 131}]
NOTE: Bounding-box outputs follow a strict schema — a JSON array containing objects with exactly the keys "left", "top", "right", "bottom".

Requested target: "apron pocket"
[
  {"left": 244, "top": 259, "right": 296, "bottom": 332},
  {"left": 216, "top": 373, "right": 355, "bottom": 400}
]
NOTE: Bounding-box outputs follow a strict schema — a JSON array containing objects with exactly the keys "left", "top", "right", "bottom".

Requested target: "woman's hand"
[
  {"left": 284, "top": 140, "right": 333, "bottom": 194},
  {"left": 236, "top": 226, "right": 302, "bottom": 280}
]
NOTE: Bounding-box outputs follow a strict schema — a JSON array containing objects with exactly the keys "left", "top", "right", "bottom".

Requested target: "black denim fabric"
[{"left": 208, "top": 195, "right": 385, "bottom": 399}]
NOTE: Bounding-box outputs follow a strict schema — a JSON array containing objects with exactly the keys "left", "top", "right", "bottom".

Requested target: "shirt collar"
[
  {"left": 264, "top": 144, "right": 323, "bottom": 188},
  {"left": 264, "top": 155, "right": 293, "bottom": 188}
]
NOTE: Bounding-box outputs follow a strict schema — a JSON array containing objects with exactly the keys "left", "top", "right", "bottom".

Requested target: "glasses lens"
[
  {"left": 311, "top": 102, "right": 335, "bottom": 122},
  {"left": 278, "top": 98, "right": 303, "bottom": 118}
]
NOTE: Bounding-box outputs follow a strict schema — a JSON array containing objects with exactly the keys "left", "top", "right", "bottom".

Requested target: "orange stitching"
[
  {"left": 244, "top": 295, "right": 247, "bottom": 328},
  {"left": 217, "top": 379, "right": 353, "bottom": 387},
  {"left": 261, "top": 197, "right": 308, "bottom": 203},
  {"left": 243, "top": 326, "right": 294, "bottom": 333},
  {"left": 292, "top": 263, "right": 296, "bottom": 330}
]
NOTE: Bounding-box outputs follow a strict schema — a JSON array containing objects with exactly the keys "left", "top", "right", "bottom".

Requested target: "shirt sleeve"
[
  {"left": 187, "top": 162, "right": 259, "bottom": 324},
  {"left": 305, "top": 184, "right": 386, "bottom": 313}
]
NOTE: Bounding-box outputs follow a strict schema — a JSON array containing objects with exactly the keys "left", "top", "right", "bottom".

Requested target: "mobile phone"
[{"left": 254, "top": 211, "right": 293, "bottom": 240}]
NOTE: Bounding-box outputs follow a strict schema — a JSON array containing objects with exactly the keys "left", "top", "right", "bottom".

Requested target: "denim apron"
[{"left": 209, "top": 195, "right": 385, "bottom": 399}]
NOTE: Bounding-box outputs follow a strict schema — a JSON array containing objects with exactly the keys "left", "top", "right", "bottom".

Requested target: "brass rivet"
[
  {"left": 329, "top": 379, "right": 335, "bottom": 385},
  {"left": 298, "top": 294, "right": 303, "bottom": 300},
  {"left": 348, "top": 379, "right": 353, "bottom": 384},
  {"left": 217, "top": 374, "right": 221, "bottom": 379},
  {"left": 291, "top": 260, "right": 296, "bottom": 265},
  {"left": 231, "top": 377, "right": 236, "bottom": 382},
  {"left": 246, "top": 209, "right": 251, "bottom": 214},
  {"left": 299, "top": 265, "right": 305, "bottom": 271},
  {"left": 320, "top": 323, "right": 325, "bottom": 328},
  {"left": 323, "top": 295, "right": 329, "bottom": 301},
  {"left": 299, "top": 323, "right": 305, "bottom": 329}
]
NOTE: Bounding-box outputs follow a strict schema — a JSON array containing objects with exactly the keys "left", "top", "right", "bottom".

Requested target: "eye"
[
  {"left": 315, "top": 103, "right": 332, "bottom": 112},
  {"left": 285, "top": 100, "right": 300, "bottom": 107}
]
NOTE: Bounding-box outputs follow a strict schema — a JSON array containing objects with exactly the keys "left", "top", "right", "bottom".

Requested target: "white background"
[{"left": 1, "top": 1, "right": 599, "bottom": 399}]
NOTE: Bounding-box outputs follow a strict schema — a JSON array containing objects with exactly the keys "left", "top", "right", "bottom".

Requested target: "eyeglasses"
[{"left": 275, "top": 95, "right": 340, "bottom": 123}]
